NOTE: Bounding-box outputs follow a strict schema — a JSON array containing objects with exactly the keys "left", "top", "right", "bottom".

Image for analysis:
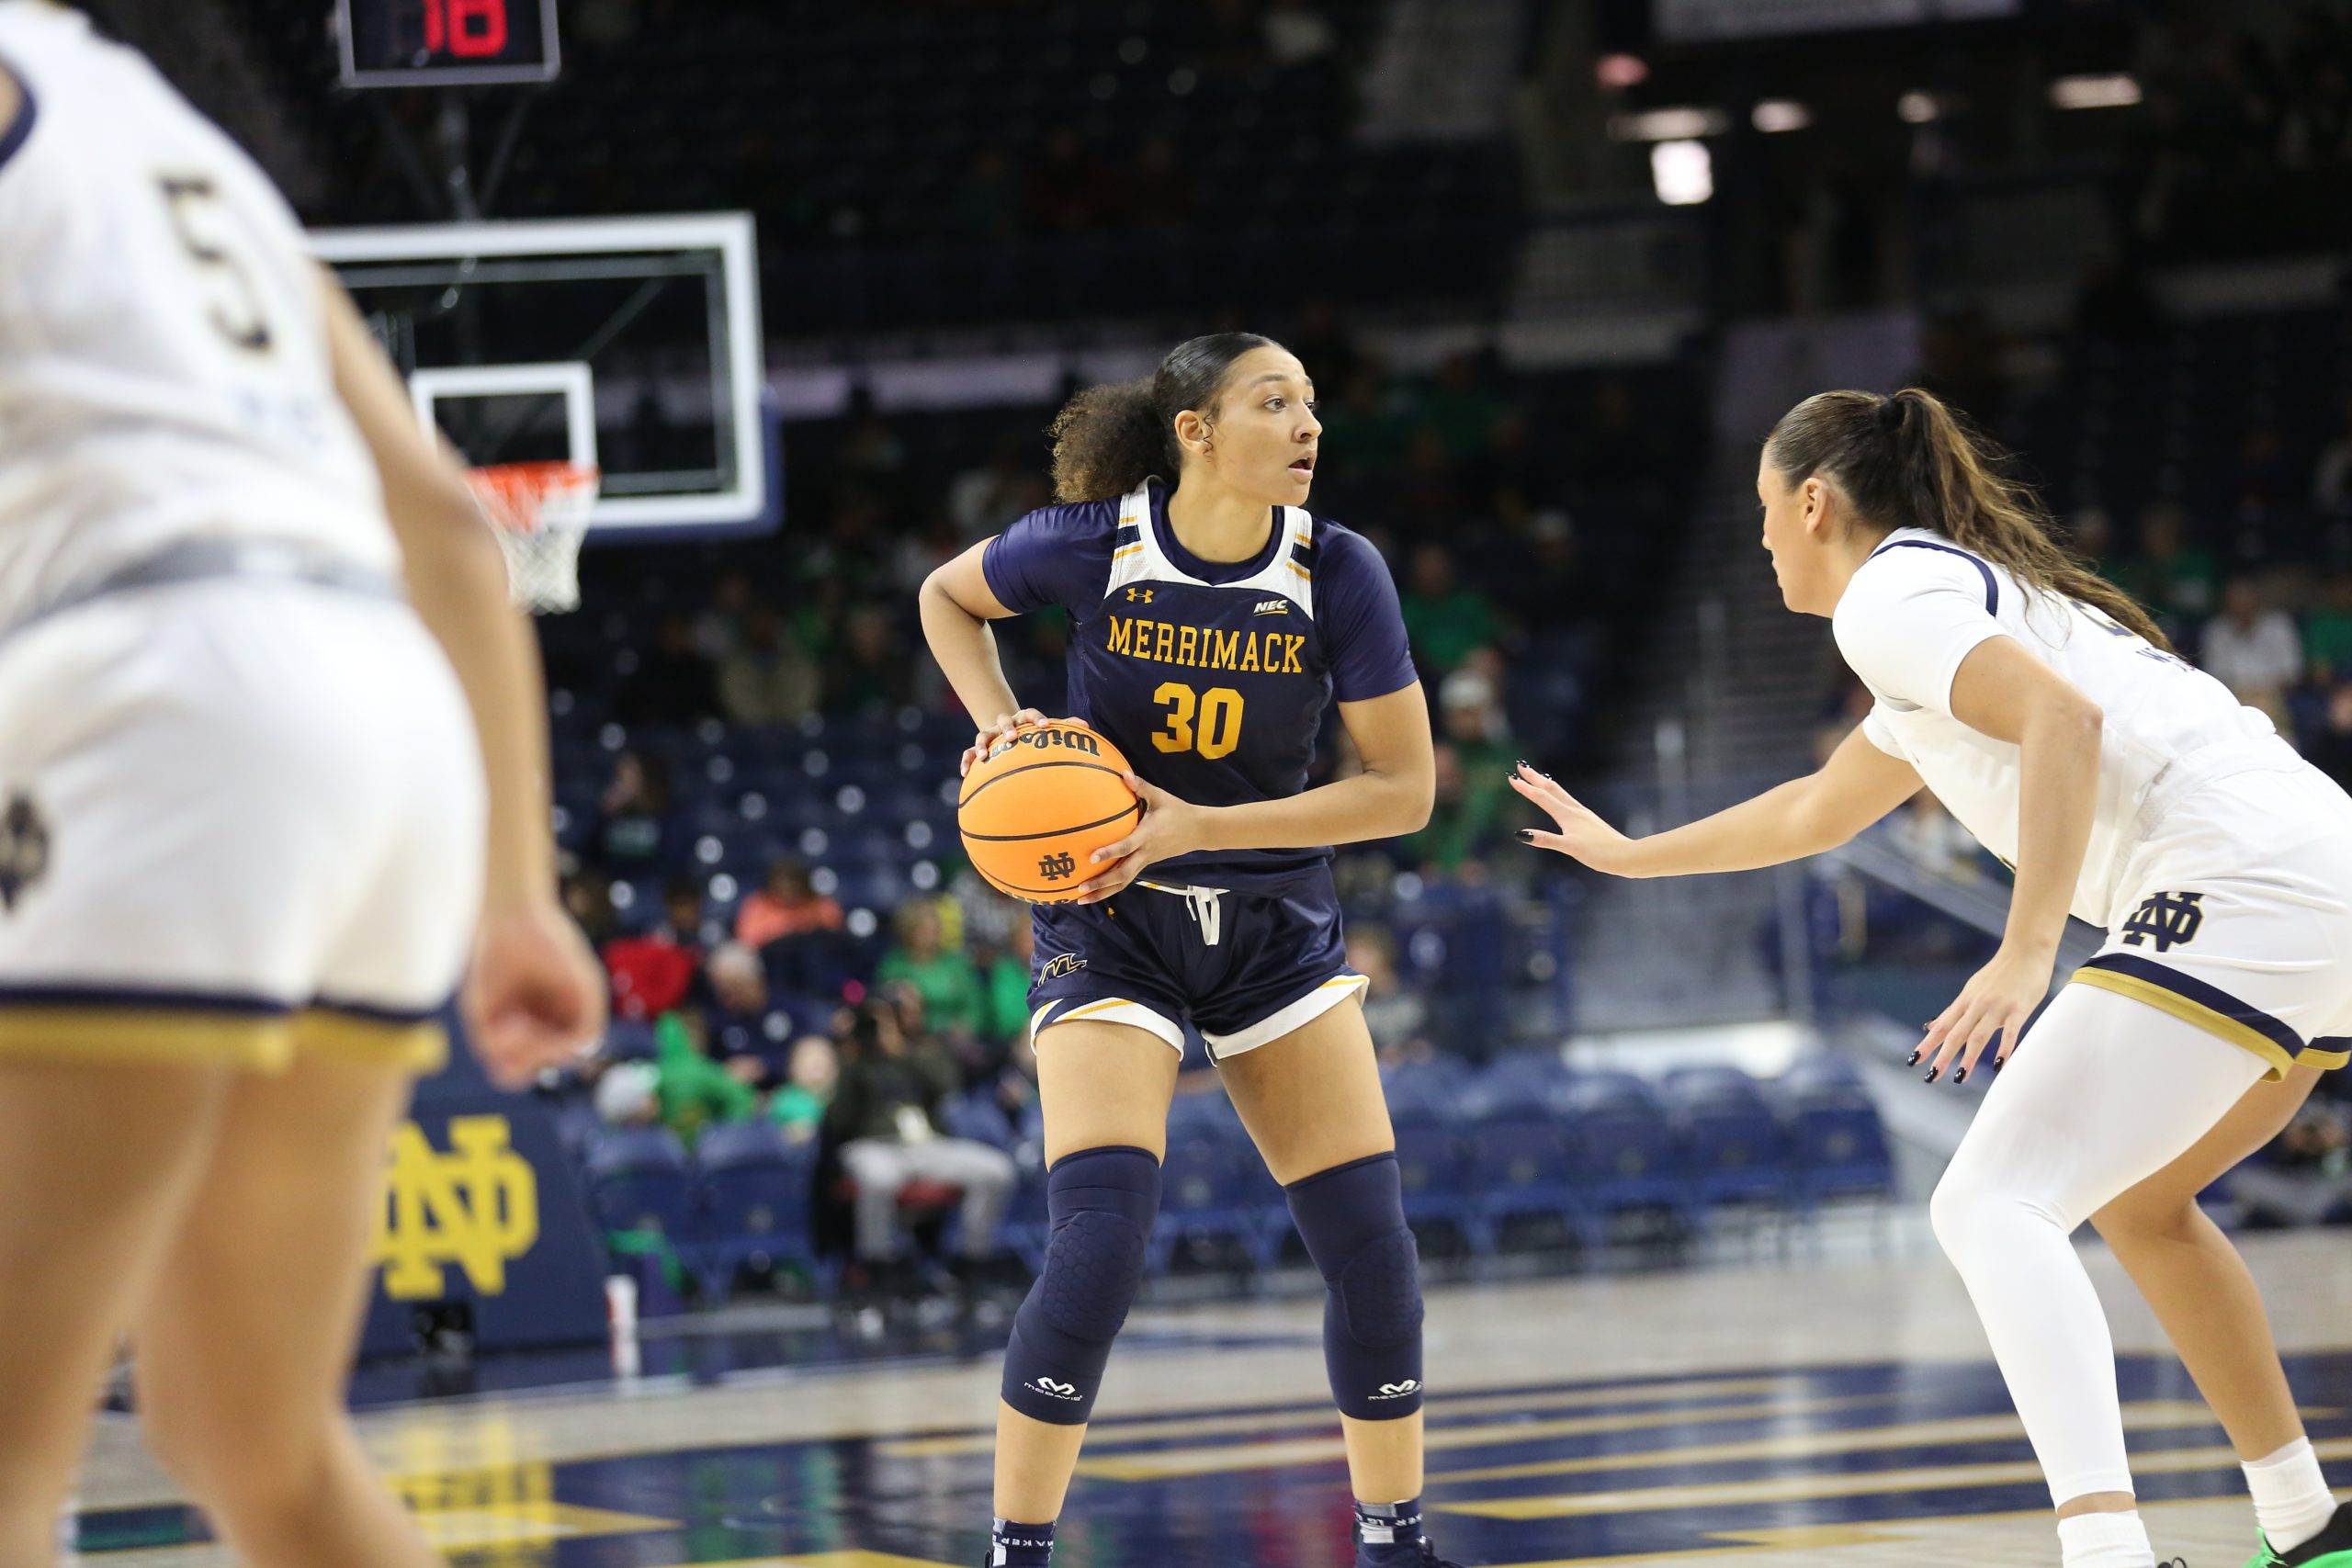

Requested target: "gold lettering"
[
  {"left": 1154, "top": 621, "right": 1174, "bottom": 663},
  {"left": 1283, "top": 635, "right": 1306, "bottom": 673},
  {"left": 1240, "top": 635, "right": 1261, "bottom": 673},
  {"left": 1105, "top": 617, "right": 1133, "bottom": 656},
  {"left": 1177, "top": 625, "right": 1198, "bottom": 667},
  {"left": 1213, "top": 629, "right": 1239, "bottom": 670}
]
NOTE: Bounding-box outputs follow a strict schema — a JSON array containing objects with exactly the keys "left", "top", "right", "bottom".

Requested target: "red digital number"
[{"left": 422, "top": 0, "right": 509, "bottom": 59}]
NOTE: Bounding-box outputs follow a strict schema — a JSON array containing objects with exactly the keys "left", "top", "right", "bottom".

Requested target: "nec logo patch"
[{"left": 1253, "top": 599, "right": 1289, "bottom": 615}]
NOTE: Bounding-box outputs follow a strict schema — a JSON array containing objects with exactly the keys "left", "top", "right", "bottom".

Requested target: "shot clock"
[{"left": 337, "top": 0, "right": 561, "bottom": 87}]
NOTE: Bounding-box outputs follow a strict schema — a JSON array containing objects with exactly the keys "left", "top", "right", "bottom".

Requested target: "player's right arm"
[
  {"left": 921, "top": 539, "right": 1053, "bottom": 774},
  {"left": 1510, "top": 723, "right": 1921, "bottom": 878},
  {"left": 318, "top": 269, "right": 605, "bottom": 1085}
]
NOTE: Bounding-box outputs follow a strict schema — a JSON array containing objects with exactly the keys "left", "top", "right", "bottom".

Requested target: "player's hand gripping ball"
[{"left": 957, "top": 719, "right": 1142, "bottom": 903}]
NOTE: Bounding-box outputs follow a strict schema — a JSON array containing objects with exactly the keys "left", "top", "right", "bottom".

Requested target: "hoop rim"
[{"left": 469, "top": 459, "right": 602, "bottom": 536}]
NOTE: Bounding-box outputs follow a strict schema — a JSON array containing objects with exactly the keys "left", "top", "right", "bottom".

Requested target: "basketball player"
[
  {"left": 0, "top": 6, "right": 605, "bottom": 1565},
  {"left": 920, "top": 334, "right": 1458, "bottom": 1568},
  {"left": 1515, "top": 387, "right": 2352, "bottom": 1568}
]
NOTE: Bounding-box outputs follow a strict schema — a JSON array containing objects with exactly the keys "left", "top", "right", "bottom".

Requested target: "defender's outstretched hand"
[{"left": 1508, "top": 762, "right": 1641, "bottom": 877}]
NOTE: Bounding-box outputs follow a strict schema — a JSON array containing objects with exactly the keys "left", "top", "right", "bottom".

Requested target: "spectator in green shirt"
[
  {"left": 1399, "top": 543, "right": 1499, "bottom": 675},
  {"left": 1404, "top": 664, "right": 1519, "bottom": 874},
  {"left": 876, "top": 897, "right": 987, "bottom": 1040},
  {"left": 650, "top": 1009, "right": 759, "bottom": 1147},
  {"left": 982, "top": 918, "right": 1035, "bottom": 1044},
  {"left": 766, "top": 1035, "right": 838, "bottom": 1145},
  {"left": 2304, "top": 573, "right": 2352, "bottom": 682}
]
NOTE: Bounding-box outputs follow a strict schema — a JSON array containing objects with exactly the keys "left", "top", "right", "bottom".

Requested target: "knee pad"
[
  {"left": 1286, "top": 1151, "right": 1424, "bottom": 1419},
  {"left": 1001, "top": 1145, "right": 1160, "bottom": 1425}
]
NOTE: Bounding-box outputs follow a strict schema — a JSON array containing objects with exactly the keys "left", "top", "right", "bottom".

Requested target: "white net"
[{"left": 469, "top": 461, "right": 600, "bottom": 614}]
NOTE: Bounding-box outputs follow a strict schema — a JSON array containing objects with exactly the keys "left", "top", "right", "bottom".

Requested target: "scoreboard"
[{"left": 337, "top": 0, "right": 560, "bottom": 87}]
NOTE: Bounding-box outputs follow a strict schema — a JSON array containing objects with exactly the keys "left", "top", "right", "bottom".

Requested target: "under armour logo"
[
  {"left": 1028, "top": 1377, "right": 1082, "bottom": 1400},
  {"left": 1371, "top": 1380, "right": 1420, "bottom": 1398},
  {"left": 1038, "top": 851, "right": 1078, "bottom": 882},
  {"left": 2120, "top": 891, "right": 2205, "bottom": 953},
  {"left": 1125, "top": 587, "right": 1153, "bottom": 604},
  {"left": 0, "top": 792, "right": 50, "bottom": 912}
]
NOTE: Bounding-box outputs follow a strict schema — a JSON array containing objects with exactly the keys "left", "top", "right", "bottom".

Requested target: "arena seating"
[{"left": 575, "top": 1058, "right": 1895, "bottom": 1305}]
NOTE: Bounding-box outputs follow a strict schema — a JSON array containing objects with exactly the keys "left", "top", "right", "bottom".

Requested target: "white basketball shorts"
[
  {"left": 2067, "top": 764, "right": 2352, "bottom": 1081},
  {"left": 0, "top": 577, "right": 485, "bottom": 1073}
]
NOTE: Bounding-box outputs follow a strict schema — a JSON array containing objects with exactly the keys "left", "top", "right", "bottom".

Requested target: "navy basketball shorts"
[{"left": 1027, "top": 871, "right": 1365, "bottom": 1061}]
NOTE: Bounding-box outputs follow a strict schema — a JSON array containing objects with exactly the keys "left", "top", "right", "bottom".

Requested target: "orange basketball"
[{"left": 957, "top": 720, "right": 1140, "bottom": 903}]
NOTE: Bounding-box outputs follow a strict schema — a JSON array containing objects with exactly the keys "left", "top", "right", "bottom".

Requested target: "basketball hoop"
[{"left": 469, "top": 460, "right": 599, "bottom": 614}]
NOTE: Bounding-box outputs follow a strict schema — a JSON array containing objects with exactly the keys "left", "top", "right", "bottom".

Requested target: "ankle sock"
[
  {"left": 1356, "top": 1496, "right": 1425, "bottom": 1565},
  {"left": 2245, "top": 1438, "right": 2337, "bottom": 1555},
  {"left": 990, "top": 1517, "right": 1053, "bottom": 1566}
]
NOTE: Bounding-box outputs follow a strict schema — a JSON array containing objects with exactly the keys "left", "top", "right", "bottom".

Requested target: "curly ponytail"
[
  {"left": 1766, "top": 387, "right": 2174, "bottom": 652},
  {"left": 1047, "top": 332, "right": 1279, "bottom": 503}
]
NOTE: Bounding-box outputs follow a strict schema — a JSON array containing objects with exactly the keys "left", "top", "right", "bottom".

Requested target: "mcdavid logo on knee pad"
[
  {"left": 1370, "top": 1379, "right": 1420, "bottom": 1400},
  {"left": 1027, "top": 1377, "right": 1084, "bottom": 1402}
]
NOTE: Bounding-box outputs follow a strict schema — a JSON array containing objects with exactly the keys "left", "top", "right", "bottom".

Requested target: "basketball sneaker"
[{"left": 2246, "top": 1501, "right": 2352, "bottom": 1567}]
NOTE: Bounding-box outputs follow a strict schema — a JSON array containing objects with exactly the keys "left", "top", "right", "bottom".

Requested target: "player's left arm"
[
  {"left": 1074, "top": 682, "right": 1435, "bottom": 904},
  {"left": 1917, "top": 636, "right": 2104, "bottom": 1080}
]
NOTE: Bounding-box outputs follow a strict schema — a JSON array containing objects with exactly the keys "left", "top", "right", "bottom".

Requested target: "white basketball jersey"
[
  {"left": 1834, "top": 527, "right": 2302, "bottom": 927},
  {"left": 0, "top": 3, "right": 396, "bottom": 624}
]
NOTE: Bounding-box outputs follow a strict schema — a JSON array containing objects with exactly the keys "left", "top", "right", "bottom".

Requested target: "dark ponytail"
[
  {"left": 1047, "top": 333, "right": 1280, "bottom": 503},
  {"left": 1765, "top": 387, "right": 2174, "bottom": 652}
]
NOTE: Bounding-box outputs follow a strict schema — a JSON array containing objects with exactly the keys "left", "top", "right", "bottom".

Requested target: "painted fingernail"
[
  {"left": 1515, "top": 829, "right": 1535, "bottom": 843},
  {"left": 1923, "top": 1067, "right": 1940, "bottom": 1083},
  {"left": 1952, "top": 1066, "right": 1969, "bottom": 1085},
  {"left": 1905, "top": 1050, "right": 1921, "bottom": 1066},
  {"left": 1517, "top": 758, "right": 1531, "bottom": 772}
]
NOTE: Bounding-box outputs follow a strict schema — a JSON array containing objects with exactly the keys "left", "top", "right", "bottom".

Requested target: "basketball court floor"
[{"left": 70, "top": 1226, "right": 2352, "bottom": 1567}]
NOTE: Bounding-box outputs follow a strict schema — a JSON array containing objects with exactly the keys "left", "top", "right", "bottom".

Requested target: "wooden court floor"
[{"left": 71, "top": 1227, "right": 2352, "bottom": 1567}]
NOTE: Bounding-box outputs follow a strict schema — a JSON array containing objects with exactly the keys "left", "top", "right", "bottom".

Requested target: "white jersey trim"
[{"left": 1105, "top": 480, "right": 1317, "bottom": 619}]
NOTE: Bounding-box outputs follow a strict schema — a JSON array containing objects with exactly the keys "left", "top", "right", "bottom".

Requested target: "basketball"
[{"left": 957, "top": 721, "right": 1140, "bottom": 903}]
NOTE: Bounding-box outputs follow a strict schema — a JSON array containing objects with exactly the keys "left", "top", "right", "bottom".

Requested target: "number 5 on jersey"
[{"left": 1152, "top": 682, "right": 1243, "bottom": 760}]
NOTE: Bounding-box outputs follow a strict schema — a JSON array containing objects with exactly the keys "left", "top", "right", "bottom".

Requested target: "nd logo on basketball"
[{"left": 371, "top": 1115, "right": 540, "bottom": 1300}]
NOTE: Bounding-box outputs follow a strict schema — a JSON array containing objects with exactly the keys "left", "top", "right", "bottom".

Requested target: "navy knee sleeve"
[
  {"left": 1286, "top": 1151, "right": 1424, "bottom": 1419},
  {"left": 1001, "top": 1145, "right": 1160, "bottom": 1425}
]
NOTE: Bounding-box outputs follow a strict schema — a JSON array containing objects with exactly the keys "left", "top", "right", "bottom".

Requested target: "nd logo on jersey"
[{"left": 370, "top": 1116, "right": 540, "bottom": 1300}]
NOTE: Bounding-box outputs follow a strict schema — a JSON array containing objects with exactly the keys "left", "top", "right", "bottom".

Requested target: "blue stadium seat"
[
  {"left": 1466, "top": 1107, "right": 1588, "bottom": 1253},
  {"left": 943, "top": 1092, "right": 1015, "bottom": 1151},
  {"left": 1000, "top": 1151, "right": 1053, "bottom": 1273},
  {"left": 1781, "top": 1055, "right": 1867, "bottom": 1100},
  {"left": 584, "top": 1126, "right": 699, "bottom": 1250},
  {"left": 1568, "top": 1105, "right": 1696, "bottom": 1236},
  {"left": 1791, "top": 1100, "right": 1897, "bottom": 1212},
  {"left": 694, "top": 1122, "right": 822, "bottom": 1299},
  {"left": 1677, "top": 1102, "right": 1795, "bottom": 1218},
  {"left": 1156, "top": 1128, "right": 1281, "bottom": 1275}
]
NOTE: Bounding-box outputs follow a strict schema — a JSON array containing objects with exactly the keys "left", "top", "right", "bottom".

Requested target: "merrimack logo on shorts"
[
  {"left": 2120, "top": 890, "right": 2205, "bottom": 953},
  {"left": 1041, "top": 953, "right": 1088, "bottom": 979},
  {"left": 370, "top": 1116, "right": 540, "bottom": 1300},
  {"left": 1027, "top": 1376, "right": 1083, "bottom": 1402},
  {"left": 0, "top": 791, "right": 50, "bottom": 912},
  {"left": 1369, "top": 1379, "right": 1420, "bottom": 1401}
]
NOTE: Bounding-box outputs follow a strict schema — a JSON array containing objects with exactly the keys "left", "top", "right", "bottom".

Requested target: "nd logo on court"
[{"left": 370, "top": 1115, "right": 540, "bottom": 1300}]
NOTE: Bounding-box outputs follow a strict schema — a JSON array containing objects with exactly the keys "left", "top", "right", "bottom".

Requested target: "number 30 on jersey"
[{"left": 1152, "top": 682, "right": 1244, "bottom": 760}]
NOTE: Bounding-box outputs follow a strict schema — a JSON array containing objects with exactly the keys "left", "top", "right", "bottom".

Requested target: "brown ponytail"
[
  {"left": 1765, "top": 387, "right": 2174, "bottom": 652},
  {"left": 1047, "top": 332, "right": 1280, "bottom": 503}
]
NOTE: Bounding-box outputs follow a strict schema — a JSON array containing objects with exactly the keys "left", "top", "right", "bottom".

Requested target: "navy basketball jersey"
[{"left": 982, "top": 478, "right": 1418, "bottom": 891}]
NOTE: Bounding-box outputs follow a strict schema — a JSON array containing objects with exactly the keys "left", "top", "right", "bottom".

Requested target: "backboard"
[{"left": 313, "top": 213, "right": 768, "bottom": 535}]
